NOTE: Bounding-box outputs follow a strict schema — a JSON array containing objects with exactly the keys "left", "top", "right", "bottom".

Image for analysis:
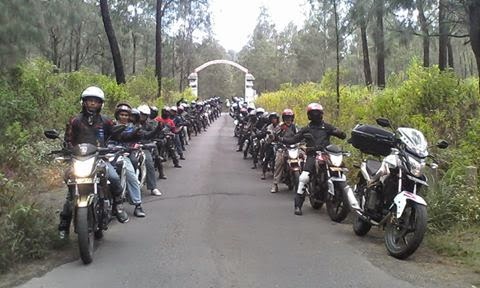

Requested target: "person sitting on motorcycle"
[
  {"left": 170, "top": 106, "right": 186, "bottom": 159},
  {"left": 58, "top": 86, "right": 129, "bottom": 239},
  {"left": 155, "top": 107, "right": 182, "bottom": 168},
  {"left": 237, "top": 109, "right": 257, "bottom": 152},
  {"left": 280, "top": 103, "right": 346, "bottom": 215},
  {"left": 260, "top": 112, "right": 280, "bottom": 180},
  {"left": 137, "top": 104, "right": 163, "bottom": 196},
  {"left": 113, "top": 103, "right": 147, "bottom": 217},
  {"left": 250, "top": 108, "right": 269, "bottom": 169},
  {"left": 271, "top": 109, "right": 299, "bottom": 193}
]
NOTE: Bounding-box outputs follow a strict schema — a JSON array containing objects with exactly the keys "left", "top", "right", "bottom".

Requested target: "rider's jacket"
[{"left": 283, "top": 121, "right": 346, "bottom": 155}]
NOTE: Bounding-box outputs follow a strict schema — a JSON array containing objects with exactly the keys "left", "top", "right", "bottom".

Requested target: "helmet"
[
  {"left": 240, "top": 107, "right": 248, "bottom": 115},
  {"left": 249, "top": 110, "right": 256, "bottom": 116},
  {"left": 81, "top": 86, "right": 105, "bottom": 102},
  {"left": 170, "top": 106, "right": 178, "bottom": 112},
  {"left": 114, "top": 102, "right": 132, "bottom": 120},
  {"left": 256, "top": 107, "right": 265, "bottom": 117},
  {"left": 130, "top": 108, "right": 140, "bottom": 123},
  {"left": 149, "top": 106, "right": 158, "bottom": 119},
  {"left": 268, "top": 112, "right": 279, "bottom": 121},
  {"left": 282, "top": 108, "right": 295, "bottom": 121},
  {"left": 307, "top": 103, "right": 324, "bottom": 122},
  {"left": 177, "top": 105, "right": 184, "bottom": 112},
  {"left": 138, "top": 104, "right": 151, "bottom": 116}
]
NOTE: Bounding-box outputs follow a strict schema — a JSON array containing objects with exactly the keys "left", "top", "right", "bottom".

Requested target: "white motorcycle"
[{"left": 347, "top": 118, "right": 448, "bottom": 259}]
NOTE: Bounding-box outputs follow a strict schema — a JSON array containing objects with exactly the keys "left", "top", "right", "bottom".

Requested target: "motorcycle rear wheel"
[
  {"left": 77, "top": 207, "right": 95, "bottom": 264},
  {"left": 353, "top": 213, "right": 371, "bottom": 236},
  {"left": 384, "top": 202, "right": 427, "bottom": 259},
  {"left": 326, "top": 182, "right": 350, "bottom": 222}
]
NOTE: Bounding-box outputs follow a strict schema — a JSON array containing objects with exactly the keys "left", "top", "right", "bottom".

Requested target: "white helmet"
[
  {"left": 137, "top": 104, "right": 151, "bottom": 115},
  {"left": 170, "top": 106, "right": 178, "bottom": 112},
  {"left": 256, "top": 107, "right": 265, "bottom": 114},
  {"left": 81, "top": 86, "right": 105, "bottom": 102}
]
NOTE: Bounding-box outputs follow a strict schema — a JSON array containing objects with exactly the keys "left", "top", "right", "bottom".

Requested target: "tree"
[
  {"left": 465, "top": 0, "right": 480, "bottom": 91},
  {"left": 438, "top": 0, "right": 448, "bottom": 70},
  {"left": 100, "top": 0, "right": 126, "bottom": 84},
  {"left": 374, "top": 0, "right": 386, "bottom": 88}
]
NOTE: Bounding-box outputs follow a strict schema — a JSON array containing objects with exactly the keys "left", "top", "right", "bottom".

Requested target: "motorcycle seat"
[{"left": 366, "top": 159, "right": 382, "bottom": 176}]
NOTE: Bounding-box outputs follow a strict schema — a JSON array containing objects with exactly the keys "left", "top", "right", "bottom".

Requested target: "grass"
[{"left": 426, "top": 225, "right": 480, "bottom": 273}]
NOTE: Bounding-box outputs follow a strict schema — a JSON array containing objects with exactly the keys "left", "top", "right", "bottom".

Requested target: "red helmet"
[
  {"left": 307, "top": 103, "right": 324, "bottom": 122},
  {"left": 282, "top": 108, "right": 295, "bottom": 121}
]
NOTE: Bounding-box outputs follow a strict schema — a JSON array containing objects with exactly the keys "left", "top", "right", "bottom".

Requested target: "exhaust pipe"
[{"left": 344, "top": 185, "right": 361, "bottom": 211}]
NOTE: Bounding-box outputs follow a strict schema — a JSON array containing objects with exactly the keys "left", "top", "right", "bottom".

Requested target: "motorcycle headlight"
[
  {"left": 408, "top": 156, "right": 425, "bottom": 177},
  {"left": 288, "top": 149, "right": 299, "bottom": 159},
  {"left": 329, "top": 154, "right": 343, "bottom": 167},
  {"left": 234, "top": 120, "right": 239, "bottom": 126},
  {"left": 73, "top": 157, "right": 95, "bottom": 178}
]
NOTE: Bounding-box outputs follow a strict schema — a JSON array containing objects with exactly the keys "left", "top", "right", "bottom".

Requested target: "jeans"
[
  {"left": 124, "top": 157, "right": 141, "bottom": 205},
  {"left": 144, "top": 150, "right": 157, "bottom": 190}
]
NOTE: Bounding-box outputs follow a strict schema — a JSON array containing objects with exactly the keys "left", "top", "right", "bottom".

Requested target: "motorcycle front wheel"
[
  {"left": 384, "top": 202, "right": 427, "bottom": 259},
  {"left": 326, "top": 182, "right": 350, "bottom": 222},
  {"left": 307, "top": 183, "right": 323, "bottom": 210},
  {"left": 77, "top": 206, "right": 95, "bottom": 264},
  {"left": 292, "top": 171, "right": 300, "bottom": 193}
]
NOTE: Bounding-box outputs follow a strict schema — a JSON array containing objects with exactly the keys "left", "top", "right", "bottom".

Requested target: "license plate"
[{"left": 75, "top": 178, "right": 95, "bottom": 184}]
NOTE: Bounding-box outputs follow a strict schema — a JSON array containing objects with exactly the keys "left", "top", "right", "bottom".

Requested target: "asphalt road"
[{"left": 18, "top": 114, "right": 477, "bottom": 288}]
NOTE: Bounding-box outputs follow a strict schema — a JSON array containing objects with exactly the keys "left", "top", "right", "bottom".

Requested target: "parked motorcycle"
[
  {"left": 305, "top": 143, "right": 352, "bottom": 222},
  {"left": 44, "top": 127, "right": 125, "bottom": 264},
  {"left": 347, "top": 118, "right": 448, "bottom": 259}
]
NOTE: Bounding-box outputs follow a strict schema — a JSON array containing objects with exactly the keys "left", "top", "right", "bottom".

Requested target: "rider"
[
  {"left": 270, "top": 109, "right": 299, "bottom": 193},
  {"left": 260, "top": 112, "right": 280, "bottom": 180},
  {"left": 281, "top": 103, "right": 346, "bottom": 215},
  {"left": 113, "top": 103, "right": 147, "bottom": 217},
  {"left": 58, "top": 86, "right": 129, "bottom": 239},
  {"left": 155, "top": 107, "right": 182, "bottom": 168},
  {"left": 137, "top": 104, "right": 163, "bottom": 196}
]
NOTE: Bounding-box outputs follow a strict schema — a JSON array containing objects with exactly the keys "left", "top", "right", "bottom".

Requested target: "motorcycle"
[
  {"left": 44, "top": 127, "right": 125, "bottom": 264},
  {"left": 347, "top": 118, "right": 448, "bottom": 259},
  {"left": 129, "top": 142, "right": 158, "bottom": 189},
  {"left": 277, "top": 143, "right": 304, "bottom": 192},
  {"left": 305, "top": 143, "right": 352, "bottom": 222}
]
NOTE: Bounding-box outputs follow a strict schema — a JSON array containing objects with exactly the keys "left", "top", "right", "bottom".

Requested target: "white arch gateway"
[{"left": 188, "top": 59, "right": 257, "bottom": 103}]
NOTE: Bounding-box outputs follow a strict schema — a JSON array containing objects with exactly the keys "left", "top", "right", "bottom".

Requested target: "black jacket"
[{"left": 283, "top": 121, "right": 346, "bottom": 154}]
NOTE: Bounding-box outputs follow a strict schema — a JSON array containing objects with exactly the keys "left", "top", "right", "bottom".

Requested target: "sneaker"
[
  {"left": 294, "top": 207, "right": 303, "bottom": 215},
  {"left": 270, "top": 184, "right": 278, "bottom": 193},
  {"left": 151, "top": 188, "right": 162, "bottom": 196},
  {"left": 134, "top": 205, "right": 146, "bottom": 217},
  {"left": 114, "top": 204, "right": 130, "bottom": 223},
  {"left": 179, "top": 156, "right": 186, "bottom": 160},
  {"left": 174, "top": 164, "right": 182, "bottom": 168},
  {"left": 159, "top": 174, "right": 167, "bottom": 179}
]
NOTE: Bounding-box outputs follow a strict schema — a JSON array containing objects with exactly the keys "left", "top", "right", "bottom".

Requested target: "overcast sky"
[{"left": 209, "top": 0, "right": 309, "bottom": 52}]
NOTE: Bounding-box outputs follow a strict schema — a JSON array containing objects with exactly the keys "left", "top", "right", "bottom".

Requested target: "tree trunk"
[
  {"left": 374, "top": 0, "right": 385, "bottom": 88},
  {"left": 74, "top": 22, "right": 82, "bottom": 71},
  {"left": 68, "top": 29, "right": 73, "bottom": 72},
  {"left": 156, "top": 0, "right": 163, "bottom": 98},
  {"left": 100, "top": 0, "right": 125, "bottom": 84},
  {"left": 438, "top": 0, "right": 448, "bottom": 71},
  {"left": 333, "top": 0, "right": 340, "bottom": 118},
  {"left": 132, "top": 32, "right": 137, "bottom": 75},
  {"left": 416, "top": 0, "right": 430, "bottom": 67},
  {"left": 360, "top": 18, "right": 372, "bottom": 87},
  {"left": 171, "top": 38, "right": 175, "bottom": 78},
  {"left": 467, "top": 0, "right": 480, "bottom": 92},
  {"left": 447, "top": 38, "right": 454, "bottom": 68}
]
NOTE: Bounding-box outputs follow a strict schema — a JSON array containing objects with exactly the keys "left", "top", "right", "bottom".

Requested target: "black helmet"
[
  {"left": 268, "top": 112, "right": 279, "bottom": 121},
  {"left": 149, "top": 106, "right": 159, "bottom": 119}
]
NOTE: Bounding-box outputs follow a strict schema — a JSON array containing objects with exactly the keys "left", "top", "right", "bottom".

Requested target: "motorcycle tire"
[
  {"left": 292, "top": 171, "right": 300, "bottom": 193},
  {"left": 77, "top": 207, "right": 94, "bottom": 264},
  {"left": 384, "top": 202, "right": 427, "bottom": 260},
  {"left": 326, "top": 182, "right": 350, "bottom": 222},
  {"left": 353, "top": 214, "right": 372, "bottom": 236}
]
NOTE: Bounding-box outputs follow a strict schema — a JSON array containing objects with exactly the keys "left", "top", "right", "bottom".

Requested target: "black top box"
[{"left": 349, "top": 124, "right": 395, "bottom": 156}]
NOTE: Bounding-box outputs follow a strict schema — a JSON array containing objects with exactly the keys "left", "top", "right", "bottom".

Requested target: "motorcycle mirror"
[
  {"left": 436, "top": 139, "right": 449, "bottom": 149},
  {"left": 376, "top": 118, "right": 391, "bottom": 128},
  {"left": 44, "top": 129, "right": 60, "bottom": 139}
]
